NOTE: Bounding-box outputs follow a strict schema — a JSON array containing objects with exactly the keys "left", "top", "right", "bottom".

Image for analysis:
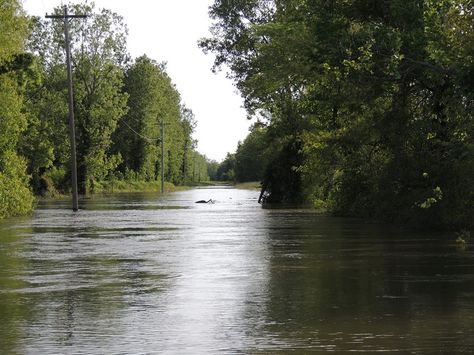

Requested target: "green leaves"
[
  {"left": 113, "top": 55, "right": 194, "bottom": 184},
  {"left": 419, "top": 186, "right": 443, "bottom": 209},
  {"left": 27, "top": 2, "right": 131, "bottom": 194},
  {"left": 0, "top": 76, "right": 26, "bottom": 153},
  {"left": 0, "top": 0, "right": 213, "bottom": 218},
  {"left": 204, "top": 0, "right": 473, "bottom": 228},
  {"left": 234, "top": 125, "right": 270, "bottom": 182},
  {"left": 0, "top": 1, "right": 34, "bottom": 217},
  {"left": 0, "top": 0, "right": 28, "bottom": 65}
]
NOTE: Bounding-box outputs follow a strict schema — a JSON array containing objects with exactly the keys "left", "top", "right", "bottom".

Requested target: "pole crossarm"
[
  {"left": 46, "top": 14, "right": 88, "bottom": 19},
  {"left": 46, "top": 5, "right": 88, "bottom": 20}
]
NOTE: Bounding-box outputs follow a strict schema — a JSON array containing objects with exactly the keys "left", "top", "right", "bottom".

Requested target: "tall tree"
[
  {"left": 202, "top": 0, "right": 473, "bottom": 229},
  {"left": 72, "top": 3, "right": 129, "bottom": 193},
  {"left": 0, "top": 0, "right": 34, "bottom": 218},
  {"left": 180, "top": 106, "right": 197, "bottom": 184},
  {"left": 113, "top": 56, "right": 193, "bottom": 184},
  {"left": 234, "top": 124, "right": 270, "bottom": 182},
  {"left": 27, "top": 2, "right": 129, "bottom": 194}
]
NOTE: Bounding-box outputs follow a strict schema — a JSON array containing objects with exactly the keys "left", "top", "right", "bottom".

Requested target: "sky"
[{"left": 21, "top": 0, "right": 252, "bottom": 162}]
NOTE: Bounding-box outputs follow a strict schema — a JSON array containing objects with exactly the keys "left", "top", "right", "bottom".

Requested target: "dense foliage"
[
  {"left": 112, "top": 55, "right": 200, "bottom": 185},
  {"left": 0, "top": 1, "right": 210, "bottom": 218},
  {"left": 214, "top": 124, "right": 271, "bottom": 182},
  {"left": 0, "top": 0, "right": 34, "bottom": 218},
  {"left": 202, "top": 0, "right": 473, "bottom": 229}
]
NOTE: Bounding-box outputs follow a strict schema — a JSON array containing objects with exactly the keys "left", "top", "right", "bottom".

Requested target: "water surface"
[{"left": 1, "top": 187, "right": 473, "bottom": 354}]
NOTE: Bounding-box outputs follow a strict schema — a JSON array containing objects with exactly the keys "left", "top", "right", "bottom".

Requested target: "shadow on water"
[
  {"left": 1, "top": 188, "right": 474, "bottom": 353},
  {"left": 253, "top": 213, "right": 474, "bottom": 352}
]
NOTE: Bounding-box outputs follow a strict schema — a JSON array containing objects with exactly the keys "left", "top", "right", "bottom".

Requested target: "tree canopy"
[
  {"left": 202, "top": 0, "right": 473, "bottom": 229},
  {"left": 0, "top": 0, "right": 34, "bottom": 218},
  {"left": 0, "top": 1, "right": 211, "bottom": 218}
]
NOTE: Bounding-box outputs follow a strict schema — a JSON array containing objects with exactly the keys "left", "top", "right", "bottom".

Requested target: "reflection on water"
[{"left": 1, "top": 188, "right": 473, "bottom": 354}]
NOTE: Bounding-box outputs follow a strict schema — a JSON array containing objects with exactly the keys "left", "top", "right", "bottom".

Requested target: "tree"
[
  {"left": 27, "top": 2, "right": 129, "bottom": 194},
  {"left": 202, "top": 0, "right": 473, "bottom": 229},
  {"left": 189, "top": 151, "right": 211, "bottom": 183},
  {"left": 113, "top": 56, "right": 195, "bottom": 185},
  {"left": 207, "top": 159, "right": 220, "bottom": 181},
  {"left": 19, "top": 59, "right": 70, "bottom": 194},
  {"left": 72, "top": 3, "right": 129, "bottom": 193},
  {"left": 215, "top": 153, "right": 236, "bottom": 181},
  {"left": 234, "top": 124, "right": 270, "bottom": 182},
  {"left": 0, "top": 0, "right": 34, "bottom": 218},
  {"left": 180, "top": 106, "right": 197, "bottom": 184},
  {"left": 113, "top": 55, "right": 165, "bottom": 180}
]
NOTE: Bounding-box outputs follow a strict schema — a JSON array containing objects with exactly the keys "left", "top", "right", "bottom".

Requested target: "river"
[{"left": 0, "top": 187, "right": 473, "bottom": 354}]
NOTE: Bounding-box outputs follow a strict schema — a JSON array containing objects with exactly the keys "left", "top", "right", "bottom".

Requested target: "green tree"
[
  {"left": 112, "top": 55, "right": 163, "bottom": 180},
  {"left": 72, "top": 3, "right": 129, "bottom": 193},
  {"left": 180, "top": 107, "right": 197, "bottom": 184},
  {"left": 234, "top": 124, "right": 270, "bottom": 182},
  {"left": 203, "top": 0, "right": 473, "bottom": 229},
  {"left": 0, "top": 0, "right": 34, "bottom": 218},
  {"left": 215, "top": 153, "right": 236, "bottom": 181},
  {"left": 20, "top": 59, "right": 70, "bottom": 194},
  {"left": 207, "top": 159, "right": 220, "bottom": 181},
  {"left": 113, "top": 56, "right": 195, "bottom": 185},
  {"left": 189, "top": 151, "right": 211, "bottom": 183},
  {"left": 27, "top": 2, "right": 129, "bottom": 194}
]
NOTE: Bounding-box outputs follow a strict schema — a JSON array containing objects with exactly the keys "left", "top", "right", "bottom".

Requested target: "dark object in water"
[{"left": 195, "top": 199, "right": 214, "bottom": 204}]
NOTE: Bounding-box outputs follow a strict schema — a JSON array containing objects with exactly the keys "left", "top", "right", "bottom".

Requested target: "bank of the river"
[
  {"left": 234, "top": 181, "right": 261, "bottom": 190},
  {"left": 179, "top": 180, "right": 261, "bottom": 190},
  {"left": 94, "top": 179, "right": 182, "bottom": 194},
  {"left": 35, "top": 180, "right": 185, "bottom": 200},
  {"left": 30, "top": 180, "right": 232, "bottom": 208},
  {"left": 15, "top": 180, "right": 185, "bottom": 219},
  {"left": 98, "top": 179, "right": 262, "bottom": 193}
]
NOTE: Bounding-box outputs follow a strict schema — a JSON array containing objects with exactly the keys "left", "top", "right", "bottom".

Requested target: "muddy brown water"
[{"left": 1, "top": 187, "right": 473, "bottom": 354}]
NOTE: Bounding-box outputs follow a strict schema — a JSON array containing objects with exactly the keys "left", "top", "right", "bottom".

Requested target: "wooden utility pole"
[
  {"left": 161, "top": 122, "right": 165, "bottom": 194},
  {"left": 46, "top": 6, "right": 87, "bottom": 212},
  {"left": 192, "top": 151, "right": 196, "bottom": 183},
  {"left": 183, "top": 138, "right": 188, "bottom": 186}
]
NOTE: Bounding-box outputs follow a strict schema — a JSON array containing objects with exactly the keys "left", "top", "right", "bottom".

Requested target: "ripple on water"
[{"left": 1, "top": 188, "right": 473, "bottom": 354}]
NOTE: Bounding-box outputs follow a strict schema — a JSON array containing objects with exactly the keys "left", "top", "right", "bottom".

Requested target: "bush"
[{"left": 0, "top": 152, "right": 34, "bottom": 218}]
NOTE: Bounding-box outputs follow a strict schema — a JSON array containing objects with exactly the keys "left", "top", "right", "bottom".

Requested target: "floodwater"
[{"left": 0, "top": 187, "right": 473, "bottom": 354}]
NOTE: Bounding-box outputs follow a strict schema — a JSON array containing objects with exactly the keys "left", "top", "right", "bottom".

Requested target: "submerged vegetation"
[{"left": 203, "top": 0, "right": 473, "bottom": 230}]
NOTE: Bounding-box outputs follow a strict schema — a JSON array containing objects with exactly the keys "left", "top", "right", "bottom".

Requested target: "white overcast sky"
[{"left": 21, "top": 0, "right": 251, "bottom": 162}]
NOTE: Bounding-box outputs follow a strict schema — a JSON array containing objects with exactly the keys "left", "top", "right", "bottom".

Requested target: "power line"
[
  {"left": 120, "top": 119, "right": 166, "bottom": 194},
  {"left": 120, "top": 120, "right": 161, "bottom": 143}
]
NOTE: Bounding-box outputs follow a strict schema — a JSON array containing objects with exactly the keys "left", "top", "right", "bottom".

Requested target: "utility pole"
[
  {"left": 46, "top": 6, "right": 87, "bottom": 212},
  {"left": 161, "top": 122, "right": 165, "bottom": 194},
  {"left": 193, "top": 151, "right": 196, "bottom": 183},
  {"left": 183, "top": 138, "right": 188, "bottom": 186}
]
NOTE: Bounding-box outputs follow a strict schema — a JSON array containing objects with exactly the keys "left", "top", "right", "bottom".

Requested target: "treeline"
[
  {"left": 208, "top": 123, "right": 269, "bottom": 182},
  {"left": 202, "top": 0, "right": 473, "bottom": 230},
  {"left": 0, "top": 1, "right": 209, "bottom": 218}
]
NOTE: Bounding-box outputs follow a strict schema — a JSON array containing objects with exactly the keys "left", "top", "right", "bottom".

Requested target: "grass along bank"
[{"left": 94, "top": 179, "right": 183, "bottom": 194}]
